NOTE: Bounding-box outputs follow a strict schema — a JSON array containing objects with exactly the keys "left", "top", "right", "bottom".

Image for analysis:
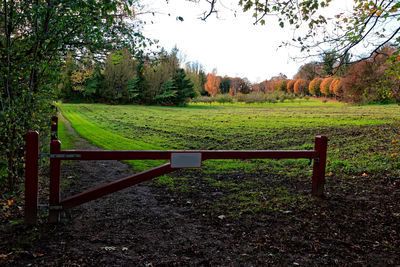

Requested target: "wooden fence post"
[
  {"left": 312, "top": 135, "right": 328, "bottom": 197},
  {"left": 25, "top": 131, "right": 40, "bottom": 225},
  {"left": 51, "top": 116, "right": 58, "bottom": 141},
  {"left": 49, "top": 140, "right": 62, "bottom": 223}
]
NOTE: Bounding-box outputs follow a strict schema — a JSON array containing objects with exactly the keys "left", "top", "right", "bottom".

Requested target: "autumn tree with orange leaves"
[
  {"left": 294, "top": 79, "right": 308, "bottom": 95},
  {"left": 320, "top": 77, "right": 333, "bottom": 96},
  {"left": 205, "top": 72, "right": 221, "bottom": 96},
  {"left": 309, "top": 78, "right": 322, "bottom": 96},
  {"left": 329, "top": 78, "right": 343, "bottom": 97},
  {"left": 286, "top": 80, "right": 295, "bottom": 93}
]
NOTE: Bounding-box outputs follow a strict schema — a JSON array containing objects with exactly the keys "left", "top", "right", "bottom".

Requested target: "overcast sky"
[{"left": 141, "top": 0, "right": 354, "bottom": 83}]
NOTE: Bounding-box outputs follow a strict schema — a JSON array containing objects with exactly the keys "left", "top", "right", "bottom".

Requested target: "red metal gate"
[{"left": 24, "top": 116, "right": 328, "bottom": 224}]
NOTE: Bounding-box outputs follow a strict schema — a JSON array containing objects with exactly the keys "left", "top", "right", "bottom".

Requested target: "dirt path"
[{"left": 26, "top": 115, "right": 232, "bottom": 266}]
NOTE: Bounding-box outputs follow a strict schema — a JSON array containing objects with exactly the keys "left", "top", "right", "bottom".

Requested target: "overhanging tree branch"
[{"left": 200, "top": 0, "right": 218, "bottom": 21}]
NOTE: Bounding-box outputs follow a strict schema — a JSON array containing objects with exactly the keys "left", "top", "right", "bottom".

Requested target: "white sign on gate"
[{"left": 170, "top": 152, "right": 202, "bottom": 168}]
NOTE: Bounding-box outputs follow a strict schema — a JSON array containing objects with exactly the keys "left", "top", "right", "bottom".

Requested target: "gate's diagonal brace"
[{"left": 59, "top": 163, "right": 177, "bottom": 210}]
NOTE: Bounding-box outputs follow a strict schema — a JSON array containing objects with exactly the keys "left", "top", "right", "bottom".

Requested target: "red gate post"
[
  {"left": 51, "top": 116, "right": 58, "bottom": 141},
  {"left": 312, "top": 136, "right": 328, "bottom": 197},
  {"left": 25, "top": 131, "right": 40, "bottom": 225},
  {"left": 49, "top": 140, "right": 62, "bottom": 223}
]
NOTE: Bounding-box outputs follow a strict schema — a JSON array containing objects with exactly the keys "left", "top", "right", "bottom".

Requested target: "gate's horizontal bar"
[{"left": 52, "top": 150, "right": 318, "bottom": 160}]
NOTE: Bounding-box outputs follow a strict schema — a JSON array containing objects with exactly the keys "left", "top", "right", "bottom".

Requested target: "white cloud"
[{"left": 142, "top": 0, "right": 354, "bottom": 83}]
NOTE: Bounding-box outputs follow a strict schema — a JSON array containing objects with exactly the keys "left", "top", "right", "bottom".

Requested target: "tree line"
[
  {"left": 251, "top": 46, "right": 400, "bottom": 104},
  {"left": 58, "top": 48, "right": 264, "bottom": 105},
  {"left": 192, "top": 45, "right": 400, "bottom": 104},
  {"left": 59, "top": 48, "right": 197, "bottom": 106}
]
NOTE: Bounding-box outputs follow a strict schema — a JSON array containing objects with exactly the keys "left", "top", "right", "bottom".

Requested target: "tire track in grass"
[
  {"left": 57, "top": 116, "right": 77, "bottom": 150},
  {"left": 60, "top": 105, "right": 166, "bottom": 171}
]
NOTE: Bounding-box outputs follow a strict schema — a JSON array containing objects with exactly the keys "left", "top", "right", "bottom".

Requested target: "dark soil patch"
[{"left": 1, "top": 116, "right": 399, "bottom": 266}]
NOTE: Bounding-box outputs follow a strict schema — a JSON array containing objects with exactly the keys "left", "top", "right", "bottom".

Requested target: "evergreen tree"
[
  {"left": 84, "top": 65, "right": 104, "bottom": 101},
  {"left": 322, "top": 51, "right": 336, "bottom": 76},
  {"left": 172, "top": 68, "right": 197, "bottom": 106},
  {"left": 219, "top": 76, "right": 231, "bottom": 94},
  {"left": 128, "top": 60, "right": 147, "bottom": 104},
  {"left": 155, "top": 78, "right": 177, "bottom": 105},
  {"left": 199, "top": 70, "right": 208, "bottom": 96}
]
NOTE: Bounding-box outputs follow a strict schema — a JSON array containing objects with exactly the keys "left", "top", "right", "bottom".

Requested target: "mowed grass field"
[{"left": 59, "top": 100, "right": 400, "bottom": 217}]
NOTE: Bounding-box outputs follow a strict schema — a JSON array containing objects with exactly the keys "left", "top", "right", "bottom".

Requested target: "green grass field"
[{"left": 58, "top": 100, "right": 400, "bottom": 216}]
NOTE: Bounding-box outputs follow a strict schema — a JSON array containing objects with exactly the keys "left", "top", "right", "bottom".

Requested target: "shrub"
[
  {"left": 271, "top": 90, "right": 286, "bottom": 101},
  {"left": 243, "top": 94, "right": 259, "bottom": 104},
  {"left": 233, "top": 91, "right": 291, "bottom": 104},
  {"left": 192, "top": 96, "right": 215, "bottom": 104},
  {"left": 215, "top": 94, "right": 234, "bottom": 104},
  {"left": 235, "top": 92, "right": 246, "bottom": 102},
  {"left": 236, "top": 92, "right": 266, "bottom": 103},
  {"left": 287, "top": 94, "right": 296, "bottom": 102}
]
